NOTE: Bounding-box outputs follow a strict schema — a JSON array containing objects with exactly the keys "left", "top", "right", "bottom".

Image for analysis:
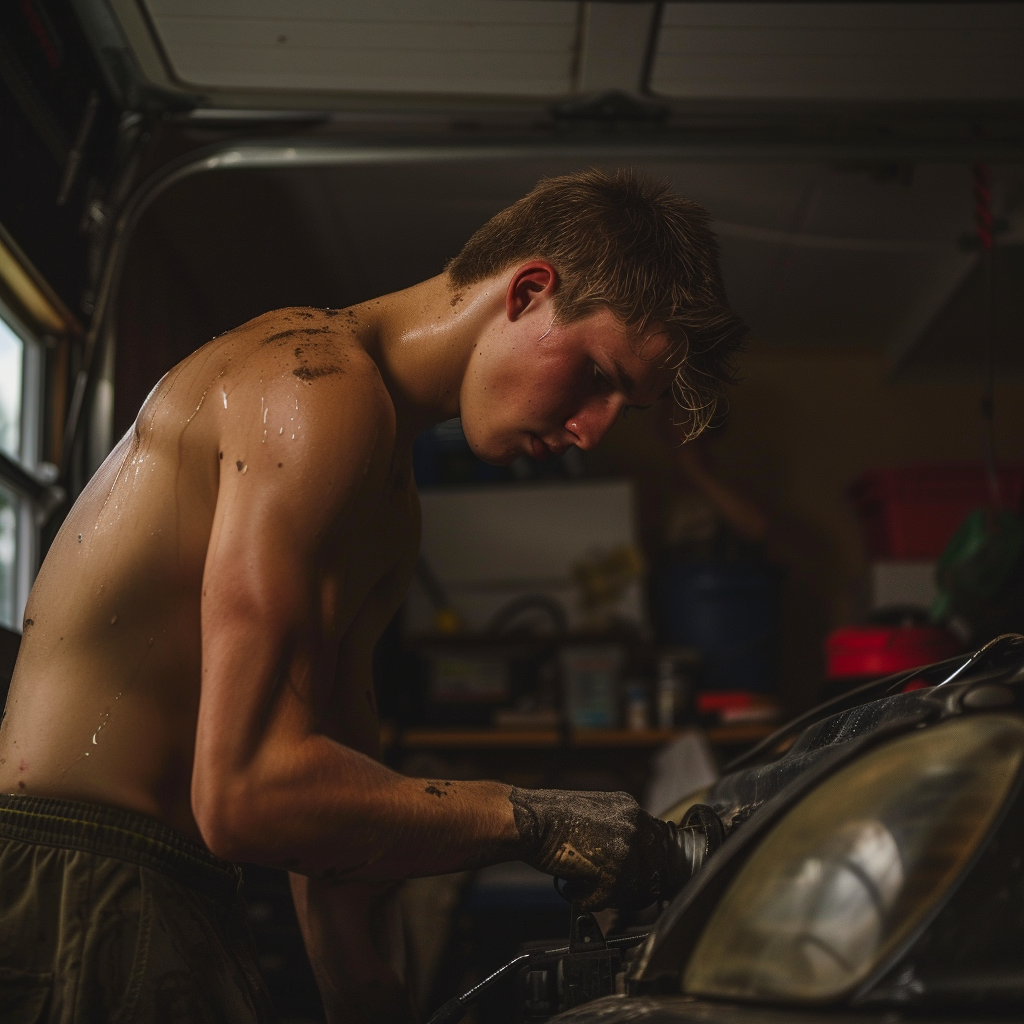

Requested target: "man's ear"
[{"left": 505, "top": 261, "right": 558, "bottom": 323}]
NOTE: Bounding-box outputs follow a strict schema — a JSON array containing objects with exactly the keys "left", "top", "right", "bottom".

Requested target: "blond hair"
[{"left": 446, "top": 168, "right": 747, "bottom": 439}]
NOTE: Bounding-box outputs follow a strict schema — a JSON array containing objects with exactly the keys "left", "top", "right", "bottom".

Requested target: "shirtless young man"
[{"left": 0, "top": 170, "right": 746, "bottom": 1023}]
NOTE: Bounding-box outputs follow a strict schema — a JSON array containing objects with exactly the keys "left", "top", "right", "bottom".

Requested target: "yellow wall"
[{"left": 596, "top": 347, "right": 1024, "bottom": 707}]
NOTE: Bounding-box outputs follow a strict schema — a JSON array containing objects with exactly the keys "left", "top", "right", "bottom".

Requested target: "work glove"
[{"left": 508, "top": 788, "right": 689, "bottom": 911}]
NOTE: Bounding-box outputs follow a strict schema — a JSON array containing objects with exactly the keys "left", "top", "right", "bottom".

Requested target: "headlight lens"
[{"left": 683, "top": 714, "right": 1024, "bottom": 1003}]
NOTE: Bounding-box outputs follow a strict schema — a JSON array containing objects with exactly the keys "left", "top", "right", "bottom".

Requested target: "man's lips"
[
  {"left": 527, "top": 435, "right": 572, "bottom": 460},
  {"left": 528, "top": 434, "right": 553, "bottom": 460}
]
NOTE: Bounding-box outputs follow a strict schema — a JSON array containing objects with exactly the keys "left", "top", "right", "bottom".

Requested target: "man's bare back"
[{"left": 0, "top": 306, "right": 417, "bottom": 841}]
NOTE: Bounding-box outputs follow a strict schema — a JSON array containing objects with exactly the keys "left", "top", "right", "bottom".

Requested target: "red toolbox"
[
  {"left": 826, "top": 625, "right": 963, "bottom": 679},
  {"left": 849, "top": 463, "right": 1024, "bottom": 559}
]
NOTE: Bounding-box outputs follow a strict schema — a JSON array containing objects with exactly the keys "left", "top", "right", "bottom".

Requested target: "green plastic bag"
[{"left": 931, "top": 508, "right": 1024, "bottom": 623}]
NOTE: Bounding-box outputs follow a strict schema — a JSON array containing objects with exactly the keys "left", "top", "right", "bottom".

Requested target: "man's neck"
[{"left": 356, "top": 273, "right": 504, "bottom": 442}]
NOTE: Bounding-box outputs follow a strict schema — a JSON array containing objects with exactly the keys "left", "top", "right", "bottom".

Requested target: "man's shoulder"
[
  {"left": 235, "top": 306, "right": 392, "bottom": 417},
  {"left": 240, "top": 305, "right": 365, "bottom": 345},
  {"left": 237, "top": 305, "right": 371, "bottom": 356},
  {"left": 220, "top": 308, "right": 396, "bottom": 485}
]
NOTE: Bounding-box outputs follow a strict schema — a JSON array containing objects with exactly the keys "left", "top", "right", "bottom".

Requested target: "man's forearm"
[
  {"left": 197, "top": 733, "right": 683, "bottom": 911},
  {"left": 196, "top": 732, "right": 519, "bottom": 881}
]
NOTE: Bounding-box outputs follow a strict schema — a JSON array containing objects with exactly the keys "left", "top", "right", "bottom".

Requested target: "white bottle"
[{"left": 656, "top": 657, "right": 678, "bottom": 730}]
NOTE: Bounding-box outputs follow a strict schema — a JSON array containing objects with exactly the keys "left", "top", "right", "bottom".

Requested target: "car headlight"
[{"left": 683, "top": 714, "right": 1024, "bottom": 1004}]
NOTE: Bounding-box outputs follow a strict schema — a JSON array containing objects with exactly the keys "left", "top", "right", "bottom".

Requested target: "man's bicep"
[
  {"left": 194, "top": 376, "right": 392, "bottom": 778},
  {"left": 203, "top": 369, "right": 392, "bottom": 641}
]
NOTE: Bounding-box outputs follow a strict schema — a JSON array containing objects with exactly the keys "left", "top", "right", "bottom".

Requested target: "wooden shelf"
[
  {"left": 400, "top": 727, "right": 561, "bottom": 748},
  {"left": 706, "top": 722, "right": 779, "bottom": 745},
  {"left": 383, "top": 723, "right": 777, "bottom": 750},
  {"left": 571, "top": 728, "right": 687, "bottom": 747}
]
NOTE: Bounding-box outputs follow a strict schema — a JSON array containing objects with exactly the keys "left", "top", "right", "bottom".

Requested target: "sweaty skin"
[{"left": 0, "top": 266, "right": 677, "bottom": 1022}]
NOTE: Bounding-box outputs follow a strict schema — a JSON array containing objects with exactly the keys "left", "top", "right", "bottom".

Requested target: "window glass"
[
  {"left": 0, "top": 316, "right": 23, "bottom": 462},
  {"left": 0, "top": 483, "right": 17, "bottom": 629}
]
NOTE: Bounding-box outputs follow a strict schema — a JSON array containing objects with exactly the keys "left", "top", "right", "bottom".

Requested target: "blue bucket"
[{"left": 653, "top": 562, "right": 779, "bottom": 692}]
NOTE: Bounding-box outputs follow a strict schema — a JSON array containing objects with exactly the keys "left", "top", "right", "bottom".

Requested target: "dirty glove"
[{"left": 508, "top": 788, "right": 688, "bottom": 911}]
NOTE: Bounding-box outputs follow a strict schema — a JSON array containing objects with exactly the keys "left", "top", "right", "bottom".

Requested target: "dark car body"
[{"left": 550, "top": 636, "right": 1024, "bottom": 1023}]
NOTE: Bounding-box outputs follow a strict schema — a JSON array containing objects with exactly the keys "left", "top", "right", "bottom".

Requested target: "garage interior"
[{"left": 2, "top": 2, "right": 1024, "bottom": 1022}]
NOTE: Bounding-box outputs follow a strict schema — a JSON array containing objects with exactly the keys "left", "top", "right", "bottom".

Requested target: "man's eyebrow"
[{"left": 610, "top": 357, "right": 637, "bottom": 398}]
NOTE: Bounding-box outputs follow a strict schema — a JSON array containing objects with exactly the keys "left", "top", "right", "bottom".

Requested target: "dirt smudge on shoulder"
[
  {"left": 264, "top": 326, "right": 331, "bottom": 345},
  {"left": 293, "top": 364, "right": 343, "bottom": 382}
]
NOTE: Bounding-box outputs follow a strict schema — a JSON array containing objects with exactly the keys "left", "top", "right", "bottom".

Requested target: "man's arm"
[
  {"left": 191, "top": 357, "right": 682, "bottom": 910},
  {"left": 290, "top": 873, "right": 414, "bottom": 1024},
  {"left": 191, "top": 363, "right": 517, "bottom": 880}
]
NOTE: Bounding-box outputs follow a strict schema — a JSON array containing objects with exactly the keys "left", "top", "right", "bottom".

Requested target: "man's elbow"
[{"left": 192, "top": 772, "right": 275, "bottom": 864}]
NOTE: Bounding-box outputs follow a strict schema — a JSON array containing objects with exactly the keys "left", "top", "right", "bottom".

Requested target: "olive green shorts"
[{"left": 0, "top": 794, "right": 276, "bottom": 1024}]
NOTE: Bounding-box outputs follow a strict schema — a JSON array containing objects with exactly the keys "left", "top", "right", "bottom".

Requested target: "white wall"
[{"left": 406, "top": 478, "right": 644, "bottom": 633}]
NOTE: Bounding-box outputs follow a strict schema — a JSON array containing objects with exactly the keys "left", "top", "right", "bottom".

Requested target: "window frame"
[{"left": 0, "top": 295, "right": 45, "bottom": 632}]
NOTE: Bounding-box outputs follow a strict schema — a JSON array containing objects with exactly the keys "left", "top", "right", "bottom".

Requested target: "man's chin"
[
  {"left": 464, "top": 434, "right": 516, "bottom": 468},
  {"left": 475, "top": 447, "right": 517, "bottom": 468}
]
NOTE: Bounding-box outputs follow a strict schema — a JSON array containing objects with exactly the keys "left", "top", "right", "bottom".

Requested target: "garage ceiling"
[
  {"left": 139, "top": 1, "right": 581, "bottom": 97},
  {"left": 652, "top": 3, "right": 1024, "bottom": 102},
  {"left": 82, "top": 1, "right": 1023, "bottom": 382},
  {"left": 101, "top": 1, "right": 1024, "bottom": 106}
]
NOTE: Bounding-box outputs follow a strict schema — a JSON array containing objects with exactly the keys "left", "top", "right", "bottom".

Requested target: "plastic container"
[
  {"left": 624, "top": 681, "right": 650, "bottom": 731},
  {"left": 848, "top": 464, "right": 1024, "bottom": 560},
  {"left": 561, "top": 645, "right": 623, "bottom": 728},
  {"left": 655, "top": 655, "right": 685, "bottom": 729},
  {"left": 653, "top": 562, "right": 779, "bottom": 692},
  {"left": 826, "top": 625, "right": 962, "bottom": 680}
]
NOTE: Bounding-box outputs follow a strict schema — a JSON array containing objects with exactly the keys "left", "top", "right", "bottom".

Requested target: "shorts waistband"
[{"left": 0, "top": 794, "right": 240, "bottom": 904}]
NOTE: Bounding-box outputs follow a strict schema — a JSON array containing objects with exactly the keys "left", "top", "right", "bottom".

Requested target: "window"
[
  {"left": 0, "top": 305, "right": 42, "bottom": 632},
  {"left": 0, "top": 316, "right": 23, "bottom": 459},
  {"left": 0, "top": 483, "right": 16, "bottom": 628}
]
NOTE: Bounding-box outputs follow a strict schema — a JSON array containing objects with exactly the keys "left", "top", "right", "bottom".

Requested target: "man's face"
[{"left": 460, "top": 299, "right": 676, "bottom": 466}]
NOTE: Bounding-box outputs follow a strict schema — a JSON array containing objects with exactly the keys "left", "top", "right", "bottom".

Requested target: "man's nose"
[{"left": 565, "top": 398, "right": 622, "bottom": 451}]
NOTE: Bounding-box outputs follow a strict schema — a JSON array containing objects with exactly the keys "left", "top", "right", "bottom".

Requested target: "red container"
[
  {"left": 826, "top": 625, "right": 962, "bottom": 680},
  {"left": 849, "top": 463, "right": 1024, "bottom": 559},
  {"left": 695, "top": 691, "right": 757, "bottom": 713}
]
